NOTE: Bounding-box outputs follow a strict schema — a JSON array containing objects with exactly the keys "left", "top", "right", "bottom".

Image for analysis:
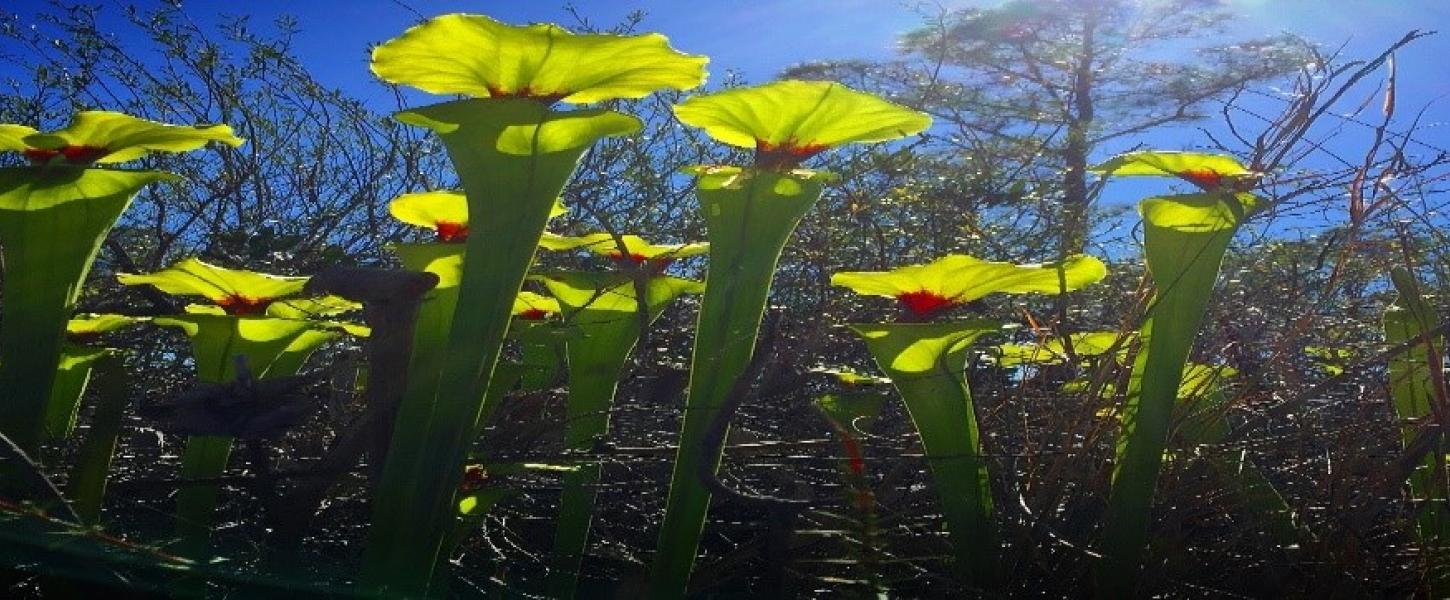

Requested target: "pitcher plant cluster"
[{"left": 0, "top": 10, "right": 1439, "bottom": 600}]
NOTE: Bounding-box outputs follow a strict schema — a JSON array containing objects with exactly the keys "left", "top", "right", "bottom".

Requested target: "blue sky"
[
  {"left": 26, "top": 0, "right": 1440, "bottom": 117},
  {"left": 11, "top": 0, "right": 1447, "bottom": 150},
  {"left": 6, "top": 0, "right": 1447, "bottom": 235}
]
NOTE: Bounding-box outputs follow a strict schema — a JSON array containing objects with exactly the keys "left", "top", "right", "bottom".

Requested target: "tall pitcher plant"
[
  {"left": 832, "top": 254, "right": 1107, "bottom": 588},
  {"left": 1089, "top": 151, "right": 1262, "bottom": 597},
  {"left": 58, "top": 315, "right": 148, "bottom": 524},
  {"left": 535, "top": 234, "right": 705, "bottom": 598},
  {"left": 118, "top": 259, "right": 360, "bottom": 558},
  {"left": 652, "top": 80, "right": 930, "bottom": 597},
  {"left": 0, "top": 112, "right": 241, "bottom": 452},
  {"left": 1384, "top": 267, "right": 1450, "bottom": 583},
  {"left": 386, "top": 190, "right": 569, "bottom": 433},
  {"left": 362, "top": 14, "right": 707, "bottom": 594},
  {"left": 44, "top": 315, "right": 148, "bottom": 443}
]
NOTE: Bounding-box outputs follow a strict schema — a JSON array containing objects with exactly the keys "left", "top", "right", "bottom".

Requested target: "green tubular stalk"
[
  {"left": 478, "top": 317, "right": 572, "bottom": 443},
  {"left": 1097, "top": 193, "right": 1242, "bottom": 597},
  {"left": 0, "top": 167, "right": 168, "bottom": 452},
  {"left": 154, "top": 315, "right": 325, "bottom": 558},
  {"left": 476, "top": 361, "right": 532, "bottom": 434},
  {"left": 548, "top": 277, "right": 642, "bottom": 600},
  {"left": 175, "top": 437, "right": 231, "bottom": 558},
  {"left": 429, "top": 360, "right": 550, "bottom": 583},
  {"left": 67, "top": 352, "right": 129, "bottom": 524},
  {"left": 1176, "top": 374, "right": 1304, "bottom": 547},
  {"left": 391, "top": 242, "right": 524, "bottom": 578},
  {"left": 363, "top": 98, "right": 639, "bottom": 595},
  {"left": 1210, "top": 452, "right": 1302, "bottom": 547},
  {"left": 651, "top": 170, "right": 825, "bottom": 598},
  {"left": 1385, "top": 268, "right": 1450, "bottom": 555},
  {"left": 540, "top": 272, "right": 701, "bottom": 598},
  {"left": 850, "top": 321, "right": 1002, "bottom": 589},
  {"left": 268, "top": 329, "right": 339, "bottom": 378},
  {"left": 371, "top": 242, "right": 462, "bottom": 576},
  {"left": 385, "top": 243, "right": 540, "bottom": 577},
  {"left": 518, "top": 336, "right": 565, "bottom": 391},
  {"left": 43, "top": 345, "right": 109, "bottom": 440},
  {"left": 392, "top": 242, "right": 464, "bottom": 432},
  {"left": 477, "top": 321, "right": 565, "bottom": 428}
]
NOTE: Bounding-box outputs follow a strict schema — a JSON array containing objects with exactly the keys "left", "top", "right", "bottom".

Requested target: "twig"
[
  {"left": 695, "top": 310, "right": 813, "bottom": 509},
  {"left": 0, "top": 430, "right": 80, "bottom": 522}
]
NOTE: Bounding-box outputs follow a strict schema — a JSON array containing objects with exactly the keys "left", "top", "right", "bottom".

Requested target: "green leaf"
[
  {"left": 0, "top": 124, "right": 34, "bottom": 151},
  {"left": 831, "top": 254, "right": 1107, "bottom": 318},
  {"left": 272, "top": 327, "right": 342, "bottom": 376},
  {"left": 151, "top": 314, "right": 318, "bottom": 382},
  {"left": 389, "top": 190, "right": 470, "bottom": 237},
  {"left": 1085, "top": 361, "right": 1236, "bottom": 404},
  {"left": 43, "top": 345, "right": 109, "bottom": 440},
  {"left": 673, "top": 80, "right": 931, "bottom": 163},
  {"left": 393, "top": 242, "right": 465, "bottom": 290},
  {"left": 815, "top": 392, "right": 889, "bottom": 436},
  {"left": 43, "top": 315, "right": 145, "bottom": 441},
  {"left": 323, "top": 321, "right": 372, "bottom": 338},
  {"left": 811, "top": 366, "right": 892, "bottom": 388},
  {"left": 832, "top": 253, "right": 1107, "bottom": 300},
  {"left": 1171, "top": 363, "right": 1237, "bottom": 444},
  {"left": 1139, "top": 192, "right": 1255, "bottom": 233},
  {"left": 1178, "top": 363, "right": 1238, "bottom": 401},
  {"left": 54, "top": 340, "right": 111, "bottom": 370},
  {"left": 396, "top": 99, "right": 641, "bottom": 156},
  {"left": 118, "top": 257, "right": 308, "bottom": 313},
  {"left": 1304, "top": 346, "right": 1350, "bottom": 376},
  {"left": 67, "top": 353, "right": 129, "bottom": 525},
  {"left": 10, "top": 111, "right": 243, "bottom": 165},
  {"left": 0, "top": 166, "right": 174, "bottom": 212},
  {"left": 457, "top": 488, "right": 511, "bottom": 517},
  {"left": 851, "top": 321, "right": 1001, "bottom": 375},
  {"left": 371, "top": 13, "right": 707, "bottom": 104},
  {"left": 538, "top": 271, "right": 703, "bottom": 322}
]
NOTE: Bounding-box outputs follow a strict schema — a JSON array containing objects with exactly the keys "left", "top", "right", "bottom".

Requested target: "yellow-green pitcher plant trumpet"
[
  {"left": 1089, "top": 151, "right": 1264, "bottom": 597},
  {"left": 119, "top": 258, "right": 360, "bottom": 559},
  {"left": 0, "top": 111, "right": 242, "bottom": 453},
  {"left": 833, "top": 253, "right": 1106, "bottom": 587},
  {"left": 362, "top": 14, "right": 707, "bottom": 594},
  {"left": 534, "top": 233, "right": 705, "bottom": 598},
  {"left": 653, "top": 79, "right": 930, "bottom": 597}
]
